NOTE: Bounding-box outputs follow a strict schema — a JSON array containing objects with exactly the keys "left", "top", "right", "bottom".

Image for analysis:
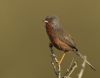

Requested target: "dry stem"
[{"left": 49, "top": 47, "right": 88, "bottom": 78}]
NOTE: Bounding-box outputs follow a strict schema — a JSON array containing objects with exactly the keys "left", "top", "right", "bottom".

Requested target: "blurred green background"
[{"left": 0, "top": 0, "right": 100, "bottom": 78}]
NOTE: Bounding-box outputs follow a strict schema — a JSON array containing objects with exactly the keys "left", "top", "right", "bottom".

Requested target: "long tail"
[{"left": 74, "top": 51, "right": 96, "bottom": 71}]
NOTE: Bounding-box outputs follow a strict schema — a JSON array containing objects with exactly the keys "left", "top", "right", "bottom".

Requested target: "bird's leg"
[
  {"left": 59, "top": 53, "right": 66, "bottom": 65},
  {"left": 49, "top": 42, "right": 53, "bottom": 48},
  {"left": 49, "top": 43, "right": 54, "bottom": 54}
]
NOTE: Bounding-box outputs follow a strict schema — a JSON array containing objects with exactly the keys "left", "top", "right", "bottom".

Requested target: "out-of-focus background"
[{"left": 0, "top": 0, "right": 99, "bottom": 78}]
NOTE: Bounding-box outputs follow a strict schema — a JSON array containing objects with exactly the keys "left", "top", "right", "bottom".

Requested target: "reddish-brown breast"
[{"left": 45, "top": 23, "right": 72, "bottom": 52}]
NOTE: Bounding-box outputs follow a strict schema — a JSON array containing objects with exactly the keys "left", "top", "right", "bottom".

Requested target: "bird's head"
[{"left": 44, "top": 16, "right": 60, "bottom": 29}]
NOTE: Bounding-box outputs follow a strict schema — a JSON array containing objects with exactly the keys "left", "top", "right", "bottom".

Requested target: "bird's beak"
[{"left": 44, "top": 20, "right": 48, "bottom": 23}]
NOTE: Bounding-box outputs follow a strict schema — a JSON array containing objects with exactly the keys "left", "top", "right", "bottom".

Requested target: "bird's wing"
[{"left": 56, "top": 28, "right": 77, "bottom": 49}]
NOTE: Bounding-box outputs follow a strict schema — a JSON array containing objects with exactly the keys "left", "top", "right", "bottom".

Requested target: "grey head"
[{"left": 44, "top": 16, "right": 61, "bottom": 29}]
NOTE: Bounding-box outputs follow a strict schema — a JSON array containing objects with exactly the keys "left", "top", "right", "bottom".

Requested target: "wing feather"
[{"left": 55, "top": 28, "right": 77, "bottom": 50}]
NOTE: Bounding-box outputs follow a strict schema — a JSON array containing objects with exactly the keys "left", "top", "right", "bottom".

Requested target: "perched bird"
[{"left": 44, "top": 16, "right": 95, "bottom": 71}]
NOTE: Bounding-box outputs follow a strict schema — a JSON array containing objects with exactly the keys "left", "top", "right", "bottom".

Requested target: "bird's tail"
[{"left": 74, "top": 51, "right": 96, "bottom": 71}]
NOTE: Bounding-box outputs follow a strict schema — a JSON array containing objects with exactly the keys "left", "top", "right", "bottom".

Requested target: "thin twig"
[
  {"left": 50, "top": 47, "right": 61, "bottom": 78},
  {"left": 50, "top": 47, "right": 59, "bottom": 63},
  {"left": 58, "top": 64, "right": 61, "bottom": 78},
  {"left": 50, "top": 47, "right": 77, "bottom": 78},
  {"left": 67, "top": 61, "right": 77, "bottom": 77},
  {"left": 78, "top": 56, "right": 86, "bottom": 78},
  {"left": 50, "top": 48, "right": 59, "bottom": 77},
  {"left": 75, "top": 51, "right": 96, "bottom": 71},
  {"left": 65, "top": 58, "right": 75, "bottom": 75},
  {"left": 64, "top": 61, "right": 77, "bottom": 78},
  {"left": 49, "top": 46, "right": 91, "bottom": 78},
  {"left": 51, "top": 62, "right": 58, "bottom": 76}
]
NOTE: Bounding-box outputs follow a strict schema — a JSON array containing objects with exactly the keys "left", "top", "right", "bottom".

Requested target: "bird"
[{"left": 44, "top": 16, "right": 96, "bottom": 71}]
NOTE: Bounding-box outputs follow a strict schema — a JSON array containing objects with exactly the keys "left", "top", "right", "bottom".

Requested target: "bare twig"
[
  {"left": 58, "top": 64, "right": 61, "bottom": 78},
  {"left": 64, "top": 61, "right": 77, "bottom": 78},
  {"left": 51, "top": 62, "right": 58, "bottom": 76},
  {"left": 75, "top": 51, "right": 96, "bottom": 71},
  {"left": 49, "top": 47, "right": 92, "bottom": 78},
  {"left": 64, "top": 58, "right": 75, "bottom": 75},
  {"left": 50, "top": 47, "right": 61, "bottom": 78},
  {"left": 78, "top": 56, "right": 86, "bottom": 78},
  {"left": 50, "top": 47, "right": 59, "bottom": 63},
  {"left": 50, "top": 47, "right": 78, "bottom": 78},
  {"left": 67, "top": 62, "right": 77, "bottom": 77}
]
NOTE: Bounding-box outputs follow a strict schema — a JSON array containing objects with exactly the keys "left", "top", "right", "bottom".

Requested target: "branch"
[
  {"left": 49, "top": 47, "right": 90, "bottom": 78},
  {"left": 64, "top": 58, "right": 77, "bottom": 78},
  {"left": 78, "top": 56, "right": 87, "bottom": 78},
  {"left": 50, "top": 47, "right": 78, "bottom": 78},
  {"left": 50, "top": 47, "right": 61, "bottom": 78}
]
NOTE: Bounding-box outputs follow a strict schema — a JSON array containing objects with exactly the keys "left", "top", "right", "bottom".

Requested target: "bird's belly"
[{"left": 52, "top": 38, "right": 72, "bottom": 52}]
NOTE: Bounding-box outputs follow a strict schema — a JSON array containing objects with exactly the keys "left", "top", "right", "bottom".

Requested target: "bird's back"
[{"left": 55, "top": 28, "right": 78, "bottom": 51}]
